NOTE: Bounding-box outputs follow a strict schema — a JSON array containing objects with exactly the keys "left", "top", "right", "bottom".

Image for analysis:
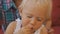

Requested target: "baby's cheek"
[
  {"left": 22, "top": 21, "right": 30, "bottom": 27},
  {"left": 34, "top": 23, "right": 42, "bottom": 30}
]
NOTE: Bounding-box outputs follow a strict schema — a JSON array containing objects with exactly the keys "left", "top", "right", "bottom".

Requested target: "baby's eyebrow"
[
  {"left": 25, "top": 12, "right": 33, "bottom": 16},
  {"left": 37, "top": 17, "right": 43, "bottom": 19},
  {"left": 37, "top": 17, "right": 41, "bottom": 18},
  {"left": 37, "top": 17, "right": 46, "bottom": 20}
]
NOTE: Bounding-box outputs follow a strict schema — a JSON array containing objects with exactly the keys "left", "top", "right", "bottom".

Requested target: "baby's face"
[{"left": 19, "top": 4, "right": 48, "bottom": 31}]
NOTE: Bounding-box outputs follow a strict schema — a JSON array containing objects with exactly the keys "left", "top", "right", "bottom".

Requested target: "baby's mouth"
[
  {"left": 28, "top": 24, "right": 36, "bottom": 33},
  {"left": 30, "top": 27, "right": 36, "bottom": 33}
]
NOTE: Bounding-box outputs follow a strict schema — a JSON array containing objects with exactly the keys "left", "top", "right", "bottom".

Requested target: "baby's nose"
[{"left": 30, "top": 18, "right": 36, "bottom": 26}]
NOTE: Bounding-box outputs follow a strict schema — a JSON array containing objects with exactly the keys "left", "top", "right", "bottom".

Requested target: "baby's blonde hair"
[{"left": 18, "top": 0, "right": 52, "bottom": 20}]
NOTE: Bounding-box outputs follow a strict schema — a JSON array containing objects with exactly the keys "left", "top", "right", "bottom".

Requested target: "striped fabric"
[
  {"left": 2, "top": 0, "right": 17, "bottom": 23},
  {"left": 0, "top": 0, "right": 20, "bottom": 31},
  {"left": 2, "top": 0, "right": 13, "bottom": 11}
]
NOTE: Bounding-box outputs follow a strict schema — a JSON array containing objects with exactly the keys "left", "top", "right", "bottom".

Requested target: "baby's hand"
[
  {"left": 40, "top": 27, "right": 48, "bottom": 34},
  {"left": 40, "top": 27, "right": 54, "bottom": 34},
  {"left": 16, "top": 24, "right": 34, "bottom": 34},
  {"left": 48, "top": 28, "right": 54, "bottom": 34}
]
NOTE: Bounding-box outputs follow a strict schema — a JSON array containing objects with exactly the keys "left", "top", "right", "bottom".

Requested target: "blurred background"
[{"left": 0, "top": 0, "right": 60, "bottom": 34}]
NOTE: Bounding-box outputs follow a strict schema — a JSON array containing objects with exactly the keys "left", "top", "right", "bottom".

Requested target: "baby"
[{"left": 5, "top": 0, "right": 53, "bottom": 34}]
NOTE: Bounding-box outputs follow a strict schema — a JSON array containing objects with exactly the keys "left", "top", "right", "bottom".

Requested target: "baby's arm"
[{"left": 5, "top": 21, "right": 17, "bottom": 34}]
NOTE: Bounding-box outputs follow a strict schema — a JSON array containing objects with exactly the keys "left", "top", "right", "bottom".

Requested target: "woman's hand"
[
  {"left": 48, "top": 28, "right": 54, "bottom": 34},
  {"left": 40, "top": 27, "right": 54, "bottom": 34}
]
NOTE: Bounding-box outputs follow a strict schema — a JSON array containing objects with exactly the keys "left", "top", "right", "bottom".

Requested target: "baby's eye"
[
  {"left": 27, "top": 16, "right": 32, "bottom": 18},
  {"left": 37, "top": 18, "right": 42, "bottom": 21}
]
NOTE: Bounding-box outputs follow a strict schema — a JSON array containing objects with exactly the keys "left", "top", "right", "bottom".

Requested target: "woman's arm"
[
  {"left": 5, "top": 21, "right": 16, "bottom": 34},
  {"left": 13, "top": 0, "right": 22, "bottom": 7}
]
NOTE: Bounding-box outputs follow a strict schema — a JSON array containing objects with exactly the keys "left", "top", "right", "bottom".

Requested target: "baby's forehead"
[
  {"left": 22, "top": 2, "right": 48, "bottom": 14},
  {"left": 22, "top": 5, "right": 48, "bottom": 18},
  {"left": 22, "top": 0, "right": 49, "bottom": 15},
  {"left": 23, "top": 5, "right": 48, "bottom": 13}
]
